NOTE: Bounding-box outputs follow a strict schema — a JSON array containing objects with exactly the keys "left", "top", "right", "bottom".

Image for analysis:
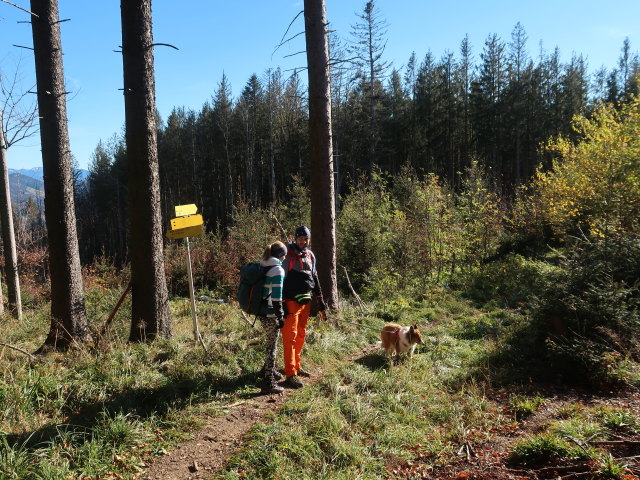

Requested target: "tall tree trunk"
[
  {"left": 304, "top": 0, "right": 338, "bottom": 309},
  {"left": 120, "top": 0, "right": 171, "bottom": 341},
  {"left": 0, "top": 109, "right": 22, "bottom": 319},
  {"left": 30, "top": 0, "right": 91, "bottom": 349}
]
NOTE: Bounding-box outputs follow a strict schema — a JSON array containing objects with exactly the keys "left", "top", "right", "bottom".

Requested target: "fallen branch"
[
  {"left": 589, "top": 440, "right": 640, "bottom": 446},
  {"left": 341, "top": 265, "right": 367, "bottom": 312},
  {"left": 212, "top": 401, "right": 246, "bottom": 409},
  {"left": 536, "top": 463, "right": 590, "bottom": 476},
  {"left": 271, "top": 212, "right": 289, "bottom": 242},
  {"left": 617, "top": 455, "right": 640, "bottom": 460},
  {"left": 0, "top": 342, "right": 35, "bottom": 360},
  {"left": 95, "top": 281, "right": 132, "bottom": 347},
  {"left": 196, "top": 331, "right": 209, "bottom": 354}
]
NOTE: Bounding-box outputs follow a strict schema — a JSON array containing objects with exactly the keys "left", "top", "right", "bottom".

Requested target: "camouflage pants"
[{"left": 259, "top": 316, "right": 280, "bottom": 381}]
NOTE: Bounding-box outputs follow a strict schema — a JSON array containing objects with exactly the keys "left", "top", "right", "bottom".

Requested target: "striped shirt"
[{"left": 260, "top": 257, "right": 285, "bottom": 307}]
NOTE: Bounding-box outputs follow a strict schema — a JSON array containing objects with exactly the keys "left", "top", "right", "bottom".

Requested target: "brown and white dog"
[{"left": 380, "top": 323, "right": 424, "bottom": 358}]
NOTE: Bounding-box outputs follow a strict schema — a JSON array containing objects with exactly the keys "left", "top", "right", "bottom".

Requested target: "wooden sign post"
[{"left": 166, "top": 204, "right": 206, "bottom": 349}]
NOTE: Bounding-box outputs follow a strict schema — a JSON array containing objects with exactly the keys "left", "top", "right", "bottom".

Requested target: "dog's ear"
[
  {"left": 409, "top": 325, "right": 415, "bottom": 332},
  {"left": 412, "top": 324, "right": 418, "bottom": 330}
]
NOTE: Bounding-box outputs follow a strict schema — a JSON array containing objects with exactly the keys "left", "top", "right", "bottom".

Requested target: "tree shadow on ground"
[{"left": 7, "top": 369, "right": 261, "bottom": 448}]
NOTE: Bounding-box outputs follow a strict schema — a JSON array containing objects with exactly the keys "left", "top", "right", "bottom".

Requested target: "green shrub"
[
  {"left": 534, "top": 234, "right": 640, "bottom": 387},
  {"left": 509, "top": 433, "right": 576, "bottom": 466},
  {"left": 508, "top": 394, "right": 544, "bottom": 420},
  {"left": 337, "top": 172, "right": 396, "bottom": 296},
  {"left": 593, "top": 452, "right": 630, "bottom": 479},
  {"left": 455, "top": 253, "right": 562, "bottom": 308},
  {"left": 594, "top": 407, "right": 639, "bottom": 431},
  {"left": 0, "top": 435, "right": 33, "bottom": 480}
]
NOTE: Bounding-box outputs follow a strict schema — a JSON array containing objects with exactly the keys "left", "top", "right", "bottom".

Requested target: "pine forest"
[{"left": 0, "top": 1, "right": 639, "bottom": 479}]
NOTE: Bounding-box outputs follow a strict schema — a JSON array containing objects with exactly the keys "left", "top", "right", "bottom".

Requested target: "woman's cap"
[{"left": 295, "top": 225, "right": 311, "bottom": 238}]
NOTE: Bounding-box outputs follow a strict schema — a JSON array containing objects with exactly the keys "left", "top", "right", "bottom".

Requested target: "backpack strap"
[
  {"left": 308, "top": 250, "right": 316, "bottom": 273},
  {"left": 287, "top": 249, "right": 297, "bottom": 272}
]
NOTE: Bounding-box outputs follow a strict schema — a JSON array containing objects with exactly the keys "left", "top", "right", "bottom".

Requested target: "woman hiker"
[
  {"left": 258, "top": 241, "right": 288, "bottom": 394},
  {"left": 281, "top": 226, "right": 326, "bottom": 388}
]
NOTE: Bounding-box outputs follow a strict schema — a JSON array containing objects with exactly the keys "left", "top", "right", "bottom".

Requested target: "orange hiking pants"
[{"left": 282, "top": 300, "right": 311, "bottom": 377}]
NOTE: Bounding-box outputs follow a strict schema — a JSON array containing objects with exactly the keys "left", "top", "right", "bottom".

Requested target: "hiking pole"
[{"left": 240, "top": 311, "right": 259, "bottom": 328}]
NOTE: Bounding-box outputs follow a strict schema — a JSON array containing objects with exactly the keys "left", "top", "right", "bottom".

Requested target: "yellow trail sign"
[
  {"left": 166, "top": 224, "right": 204, "bottom": 240},
  {"left": 174, "top": 204, "right": 197, "bottom": 217},
  {"left": 170, "top": 214, "right": 203, "bottom": 230}
]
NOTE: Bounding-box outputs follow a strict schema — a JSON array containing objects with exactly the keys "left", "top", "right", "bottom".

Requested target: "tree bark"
[
  {"left": 304, "top": 0, "right": 338, "bottom": 309},
  {"left": 30, "top": 0, "right": 91, "bottom": 349},
  {"left": 120, "top": 0, "right": 171, "bottom": 341},
  {"left": 0, "top": 109, "right": 22, "bottom": 319}
]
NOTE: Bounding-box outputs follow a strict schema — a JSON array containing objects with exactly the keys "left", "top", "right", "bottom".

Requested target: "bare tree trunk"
[
  {"left": 30, "top": 0, "right": 91, "bottom": 349},
  {"left": 304, "top": 0, "right": 338, "bottom": 309},
  {"left": 0, "top": 258, "right": 3, "bottom": 315},
  {"left": 0, "top": 110, "right": 22, "bottom": 319},
  {"left": 120, "top": 0, "right": 171, "bottom": 341}
]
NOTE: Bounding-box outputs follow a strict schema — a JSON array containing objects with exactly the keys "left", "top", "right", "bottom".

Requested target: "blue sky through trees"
[{"left": 1, "top": 0, "right": 639, "bottom": 170}]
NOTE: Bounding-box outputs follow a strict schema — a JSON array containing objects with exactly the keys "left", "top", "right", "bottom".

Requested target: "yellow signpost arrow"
[
  {"left": 174, "top": 204, "right": 198, "bottom": 217},
  {"left": 170, "top": 214, "right": 203, "bottom": 231},
  {"left": 166, "top": 223, "right": 204, "bottom": 239},
  {"left": 166, "top": 205, "right": 206, "bottom": 350}
]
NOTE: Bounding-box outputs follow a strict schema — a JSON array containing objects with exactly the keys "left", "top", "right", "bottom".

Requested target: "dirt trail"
[
  {"left": 140, "top": 344, "right": 380, "bottom": 479},
  {"left": 139, "top": 385, "right": 295, "bottom": 480},
  {"left": 138, "top": 346, "right": 640, "bottom": 480}
]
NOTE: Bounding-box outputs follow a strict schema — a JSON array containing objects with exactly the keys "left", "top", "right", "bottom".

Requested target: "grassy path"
[{"left": 1, "top": 296, "right": 638, "bottom": 479}]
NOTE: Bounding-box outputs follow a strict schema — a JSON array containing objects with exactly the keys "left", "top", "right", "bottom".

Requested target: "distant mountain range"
[{"left": 7, "top": 167, "right": 89, "bottom": 207}]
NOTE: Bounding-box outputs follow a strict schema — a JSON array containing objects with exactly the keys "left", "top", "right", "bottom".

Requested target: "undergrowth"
[{"left": 1, "top": 284, "right": 638, "bottom": 479}]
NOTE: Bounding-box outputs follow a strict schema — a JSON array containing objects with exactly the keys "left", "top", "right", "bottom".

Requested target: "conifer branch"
[
  {"left": 0, "top": 0, "right": 38, "bottom": 17},
  {"left": 149, "top": 43, "right": 179, "bottom": 50},
  {"left": 272, "top": 30, "right": 305, "bottom": 59},
  {"left": 274, "top": 10, "right": 303, "bottom": 53},
  {"left": 283, "top": 50, "right": 306, "bottom": 59}
]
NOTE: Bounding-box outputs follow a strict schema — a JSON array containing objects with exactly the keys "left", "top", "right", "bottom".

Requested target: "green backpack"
[{"left": 237, "top": 262, "right": 276, "bottom": 316}]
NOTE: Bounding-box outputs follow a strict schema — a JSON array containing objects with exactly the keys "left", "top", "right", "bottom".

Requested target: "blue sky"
[{"left": 1, "top": 0, "right": 639, "bottom": 170}]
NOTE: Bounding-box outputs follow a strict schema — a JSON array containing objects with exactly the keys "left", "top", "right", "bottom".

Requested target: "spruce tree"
[
  {"left": 30, "top": 0, "right": 91, "bottom": 349},
  {"left": 120, "top": 0, "right": 171, "bottom": 341}
]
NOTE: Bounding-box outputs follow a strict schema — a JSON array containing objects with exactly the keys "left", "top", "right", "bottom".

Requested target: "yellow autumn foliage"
[{"left": 531, "top": 97, "right": 640, "bottom": 238}]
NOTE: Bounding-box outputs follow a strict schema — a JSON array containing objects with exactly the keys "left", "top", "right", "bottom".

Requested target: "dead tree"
[
  {"left": 120, "top": 0, "right": 172, "bottom": 340},
  {"left": 304, "top": 0, "right": 338, "bottom": 309},
  {"left": 0, "top": 108, "right": 23, "bottom": 319},
  {"left": 30, "top": 0, "right": 91, "bottom": 349},
  {"left": 0, "top": 63, "right": 38, "bottom": 320}
]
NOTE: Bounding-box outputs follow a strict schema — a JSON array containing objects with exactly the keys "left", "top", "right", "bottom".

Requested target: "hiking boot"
[
  {"left": 261, "top": 366, "right": 283, "bottom": 381},
  {"left": 261, "top": 379, "right": 284, "bottom": 394},
  {"left": 297, "top": 368, "right": 312, "bottom": 378},
  {"left": 284, "top": 375, "right": 304, "bottom": 389}
]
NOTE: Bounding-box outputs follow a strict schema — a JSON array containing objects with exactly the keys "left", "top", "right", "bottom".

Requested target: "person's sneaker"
[
  {"left": 297, "top": 368, "right": 312, "bottom": 378},
  {"left": 284, "top": 375, "right": 304, "bottom": 389},
  {"left": 260, "top": 382, "right": 284, "bottom": 394}
]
